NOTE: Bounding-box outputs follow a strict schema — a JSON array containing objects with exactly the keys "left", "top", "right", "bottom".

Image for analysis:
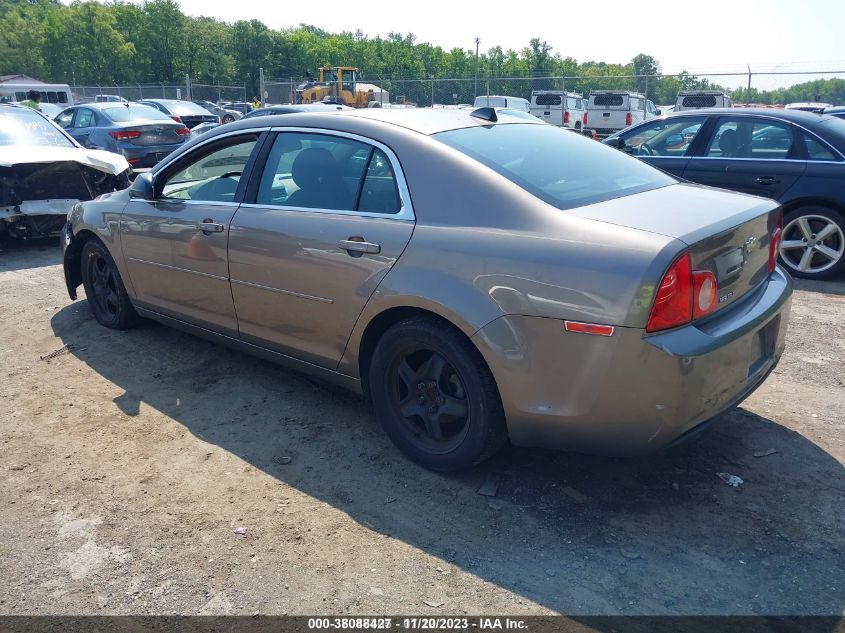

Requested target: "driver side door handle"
[
  {"left": 198, "top": 220, "right": 225, "bottom": 233},
  {"left": 755, "top": 176, "right": 780, "bottom": 185},
  {"left": 339, "top": 239, "right": 381, "bottom": 254}
]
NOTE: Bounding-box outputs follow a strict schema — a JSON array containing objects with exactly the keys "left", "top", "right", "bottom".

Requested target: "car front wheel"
[
  {"left": 779, "top": 207, "right": 845, "bottom": 279},
  {"left": 369, "top": 316, "right": 507, "bottom": 472},
  {"left": 80, "top": 239, "right": 140, "bottom": 329}
]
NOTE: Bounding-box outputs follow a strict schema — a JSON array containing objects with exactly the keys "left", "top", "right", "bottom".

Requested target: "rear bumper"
[
  {"left": 120, "top": 144, "right": 181, "bottom": 168},
  {"left": 472, "top": 267, "right": 792, "bottom": 455}
]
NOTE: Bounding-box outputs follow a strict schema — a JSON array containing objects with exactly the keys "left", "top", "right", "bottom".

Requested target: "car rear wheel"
[
  {"left": 222, "top": 114, "right": 235, "bottom": 124},
  {"left": 779, "top": 207, "right": 845, "bottom": 279},
  {"left": 369, "top": 316, "right": 507, "bottom": 472},
  {"left": 81, "top": 239, "right": 140, "bottom": 329}
]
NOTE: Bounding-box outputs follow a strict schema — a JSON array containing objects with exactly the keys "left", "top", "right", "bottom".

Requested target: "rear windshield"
[
  {"left": 591, "top": 94, "right": 625, "bottom": 107},
  {"left": 102, "top": 105, "right": 172, "bottom": 122},
  {"left": 435, "top": 123, "right": 674, "bottom": 210},
  {"left": 0, "top": 107, "right": 74, "bottom": 147},
  {"left": 681, "top": 95, "right": 718, "bottom": 108},
  {"left": 166, "top": 101, "right": 213, "bottom": 116},
  {"left": 534, "top": 93, "right": 562, "bottom": 106}
]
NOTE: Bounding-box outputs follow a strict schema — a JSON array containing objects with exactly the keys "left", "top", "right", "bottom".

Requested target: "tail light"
[
  {"left": 646, "top": 253, "right": 720, "bottom": 332},
  {"left": 625, "top": 112, "right": 633, "bottom": 126},
  {"left": 768, "top": 210, "right": 784, "bottom": 273},
  {"left": 564, "top": 111, "right": 570, "bottom": 125},
  {"left": 171, "top": 115, "right": 182, "bottom": 123},
  {"left": 583, "top": 112, "right": 588, "bottom": 126},
  {"left": 109, "top": 130, "right": 142, "bottom": 141},
  {"left": 175, "top": 127, "right": 191, "bottom": 136}
]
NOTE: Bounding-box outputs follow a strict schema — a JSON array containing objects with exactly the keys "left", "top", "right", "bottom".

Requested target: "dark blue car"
[
  {"left": 604, "top": 108, "right": 845, "bottom": 280},
  {"left": 55, "top": 102, "right": 190, "bottom": 168}
]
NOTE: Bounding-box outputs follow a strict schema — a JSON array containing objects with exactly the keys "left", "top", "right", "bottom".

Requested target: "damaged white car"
[{"left": 0, "top": 104, "right": 130, "bottom": 240}]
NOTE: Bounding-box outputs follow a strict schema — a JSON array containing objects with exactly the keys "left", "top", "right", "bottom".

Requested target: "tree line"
[{"left": 2, "top": 0, "right": 843, "bottom": 106}]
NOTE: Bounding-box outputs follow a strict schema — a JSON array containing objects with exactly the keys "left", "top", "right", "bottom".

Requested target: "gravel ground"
[{"left": 0, "top": 238, "right": 843, "bottom": 616}]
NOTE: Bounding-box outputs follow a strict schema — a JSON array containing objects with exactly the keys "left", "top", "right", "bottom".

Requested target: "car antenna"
[{"left": 470, "top": 107, "right": 497, "bottom": 122}]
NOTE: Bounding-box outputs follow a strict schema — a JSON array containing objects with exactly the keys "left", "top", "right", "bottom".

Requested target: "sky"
[{"left": 134, "top": 0, "right": 845, "bottom": 90}]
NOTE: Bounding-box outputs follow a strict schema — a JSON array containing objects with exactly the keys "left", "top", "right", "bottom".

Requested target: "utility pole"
[
  {"left": 747, "top": 63, "right": 752, "bottom": 105},
  {"left": 474, "top": 37, "right": 480, "bottom": 98},
  {"left": 259, "top": 67, "right": 265, "bottom": 107}
]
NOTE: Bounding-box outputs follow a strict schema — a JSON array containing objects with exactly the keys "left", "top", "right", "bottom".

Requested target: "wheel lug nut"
[
  {"left": 428, "top": 381, "right": 437, "bottom": 389},
  {"left": 417, "top": 382, "right": 425, "bottom": 390}
]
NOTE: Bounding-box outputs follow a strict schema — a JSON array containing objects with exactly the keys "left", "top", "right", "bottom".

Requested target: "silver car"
[{"left": 61, "top": 108, "right": 792, "bottom": 472}]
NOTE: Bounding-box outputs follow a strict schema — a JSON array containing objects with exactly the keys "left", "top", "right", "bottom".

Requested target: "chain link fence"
[{"left": 69, "top": 70, "right": 845, "bottom": 109}]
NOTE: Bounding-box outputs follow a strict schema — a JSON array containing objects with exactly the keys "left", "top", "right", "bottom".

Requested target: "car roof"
[
  {"left": 653, "top": 107, "right": 840, "bottom": 126},
  {"left": 219, "top": 107, "right": 543, "bottom": 137}
]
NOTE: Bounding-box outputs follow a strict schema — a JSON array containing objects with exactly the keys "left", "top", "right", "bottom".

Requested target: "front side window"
[
  {"left": 618, "top": 116, "right": 706, "bottom": 157},
  {"left": 436, "top": 123, "right": 674, "bottom": 210},
  {"left": 161, "top": 136, "right": 258, "bottom": 202},
  {"left": 256, "top": 132, "right": 401, "bottom": 214},
  {"left": 55, "top": 110, "right": 74, "bottom": 129},
  {"left": 706, "top": 117, "right": 796, "bottom": 159}
]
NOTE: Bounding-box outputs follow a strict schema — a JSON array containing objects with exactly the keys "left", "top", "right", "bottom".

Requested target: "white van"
[
  {"left": 585, "top": 90, "right": 657, "bottom": 138},
  {"left": 0, "top": 82, "right": 74, "bottom": 108},
  {"left": 472, "top": 95, "right": 530, "bottom": 112},
  {"left": 530, "top": 91, "right": 586, "bottom": 130},
  {"left": 675, "top": 90, "right": 732, "bottom": 111}
]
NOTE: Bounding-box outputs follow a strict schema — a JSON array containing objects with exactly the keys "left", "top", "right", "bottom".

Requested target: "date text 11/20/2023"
[{"left": 306, "top": 618, "right": 528, "bottom": 630}]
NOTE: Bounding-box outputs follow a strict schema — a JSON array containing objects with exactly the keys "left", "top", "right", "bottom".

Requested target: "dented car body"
[{"left": 0, "top": 105, "right": 129, "bottom": 239}]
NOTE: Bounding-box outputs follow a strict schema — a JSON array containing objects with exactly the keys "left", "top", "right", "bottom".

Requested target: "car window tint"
[
  {"left": 436, "top": 123, "right": 674, "bottom": 211},
  {"left": 75, "top": 109, "right": 95, "bottom": 128},
  {"left": 255, "top": 132, "right": 370, "bottom": 211},
  {"left": 619, "top": 116, "right": 706, "bottom": 157},
  {"left": 357, "top": 148, "right": 401, "bottom": 214},
  {"left": 161, "top": 137, "right": 258, "bottom": 202},
  {"left": 706, "top": 117, "right": 796, "bottom": 159},
  {"left": 798, "top": 130, "right": 840, "bottom": 161}
]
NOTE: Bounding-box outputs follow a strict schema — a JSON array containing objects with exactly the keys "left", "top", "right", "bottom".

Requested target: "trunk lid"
[
  {"left": 568, "top": 182, "right": 780, "bottom": 311},
  {"left": 124, "top": 123, "right": 186, "bottom": 146}
]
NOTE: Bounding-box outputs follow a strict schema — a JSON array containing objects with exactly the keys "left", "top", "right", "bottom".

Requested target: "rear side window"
[
  {"left": 592, "top": 94, "right": 624, "bottom": 107},
  {"left": 435, "top": 123, "right": 674, "bottom": 210},
  {"left": 706, "top": 117, "right": 796, "bottom": 159},
  {"left": 256, "top": 132, "right": 401, "bottom": 214},
  {"left": 797, "top": 130, "right": 840, "bottom": 161}
]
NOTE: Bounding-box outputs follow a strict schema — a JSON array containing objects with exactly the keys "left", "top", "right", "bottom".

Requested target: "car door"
[
  {"left": 612, "top": 115, "right": 708, "bottom": 178},
  {"left": 683, "top": 115, "right": 805, "bottom": 200},
  {"left": 228, "top": 130, "right": 415, "bottom": 369},
  {"left": 66, "top": 107, "right": 96, "bottom": 147},
  {"left": 120, "top": 132, "right": 263, "bottom": 335}
]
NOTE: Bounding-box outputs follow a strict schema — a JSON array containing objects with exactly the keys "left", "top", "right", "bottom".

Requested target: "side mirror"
[
  {"left": 129, "top": 172, "right": 155, "bottom": 200},
  {"left": 655, "top": 109, "right": 662, "bottom": 116},
  {"left": 603, "top": 137, "right": 626, "bottom": 150}
]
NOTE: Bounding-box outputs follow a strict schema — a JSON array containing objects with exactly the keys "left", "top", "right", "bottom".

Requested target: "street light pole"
[{"left": 474, "top": 37, "right": 480, "bottom": 99}]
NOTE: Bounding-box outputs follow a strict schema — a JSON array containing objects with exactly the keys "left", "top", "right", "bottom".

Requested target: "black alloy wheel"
[
  {"left": 369, "top": 316, "right": 506, "bottom": 472},
  {"left": 80, "top": 239, "right": 139, "bottom": 329}
]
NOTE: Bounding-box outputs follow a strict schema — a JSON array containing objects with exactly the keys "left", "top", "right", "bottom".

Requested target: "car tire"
[
  {"left": 779, "top": 206, "right": 845, "bottom": 280},
  {"left": 80, "top": 239, "right": 140, "bottom": 329},
  {"left": 369, "top": 316, "right": 507, "bottom": 472},
  {"left": 222, "top": 115, "right": 234, "bottom": 124}
]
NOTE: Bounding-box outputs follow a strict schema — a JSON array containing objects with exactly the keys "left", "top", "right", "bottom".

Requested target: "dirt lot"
[{"left": 1, "top": 238, "right": 843, "bottom": 617}]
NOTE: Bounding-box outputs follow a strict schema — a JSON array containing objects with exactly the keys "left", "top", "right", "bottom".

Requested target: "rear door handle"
[
  {"left": 339, "top": 239, "right": 381, "bottom": 254},
  {"left": 755, "top": 176, "right": 780, "bottom": 185},
  {"left": 198, "top": 220, "right": 225, "bottom": 233}
]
